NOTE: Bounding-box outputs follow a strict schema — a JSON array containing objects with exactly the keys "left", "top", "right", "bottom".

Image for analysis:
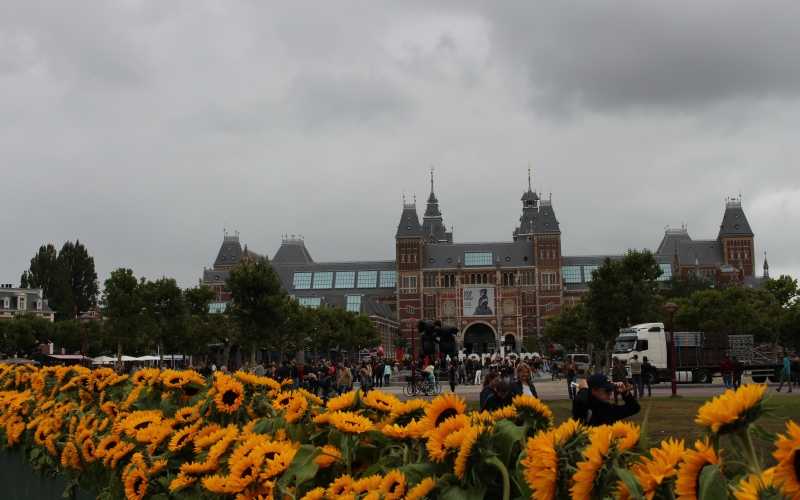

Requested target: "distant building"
[
  {"left": 201, "top": 173, "right": 764, "bottom": 355},
  {"left": 201, "top": 233, "right": 399, "bottom": 357},
  {"left": 0, "top": 284, "right": 55, "bottom": 322},
  {"left": 655, "top": 196, "right": 764, "bottom": 287}
]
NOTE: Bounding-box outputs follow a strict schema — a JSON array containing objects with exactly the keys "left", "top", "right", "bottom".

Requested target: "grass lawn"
[{"left": 544, "top": 394, "right": 800, "bottom": 463}]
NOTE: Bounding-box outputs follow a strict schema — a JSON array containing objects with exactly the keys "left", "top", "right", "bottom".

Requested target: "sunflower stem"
[
  {"left": 741, "top": 427, "right": 761, "bottom": 473},
  {"left": 486, "top": 456, "right": 510, "bottom": 500}
]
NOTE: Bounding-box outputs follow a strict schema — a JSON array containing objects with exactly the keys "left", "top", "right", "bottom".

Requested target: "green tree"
[
  {"left": 227, "top": 257, "right": 287, "bottom": 365},
  {"left": 140, "top": 277, "right": 187, "bottom": 363},
  {"left": 663, "top": 274, "right": 714, "bottom": 300},
  {"left": 55, "top": 240, "right": 99, "bottom": 319},
  {"left": 0, "top": 315, "right": 53, "bottom": 356},
  {"left": 20, "top": 244, "right": 59, "bottom": 299},
  {"left": 584, "top": 250, "right": 663, "bottom": 367},
  {"left": 674, "top": 287, "right": 781, "bottom": 342},
  {"left": 102, "top": 268, "right": 144, "bottom": 359},
  {"left": 20, "top": 241, "right": 98, "bottom": 320},
  {"left": 764, "top": 275, "right": 799, "bottom": 308},
  {"left": 184, "top": 285, "right": 215, "bottom": 316},
  {"left": 543, "top": 302, "right": 594, "bottom": 352}
]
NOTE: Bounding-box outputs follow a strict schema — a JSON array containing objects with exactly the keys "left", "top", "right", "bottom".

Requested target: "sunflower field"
[{"left": 0, "top": 364, "right": 798, "bottom": 500}]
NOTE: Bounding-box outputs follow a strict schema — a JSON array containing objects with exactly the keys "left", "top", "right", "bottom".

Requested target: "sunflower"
[
  {"left": 380, "top": 469, "right": 407, "bottom": 499},
  {"left": 521, "top": 428, "right": 560, "bottom": 499},
  {"left": 296, "top": 388, "right": 324, "bottom": 406},
  {"left": 284, "top": 393, "right": 310, "bottom": 423},
  {"left": 571, "top": 425, "right": 614, "bottom": 499},
  {"left": 610, "top": 421, "right": 640, "bottom": 453},
  {"left": 773, "top": 420, "right": 800, "bottom": 498},
  {"left": 259, "top": 440, "right": 299, "bottom": 479},
  {"left": 733, "top": 467, "right": 781, "bottom": 500},
  {"left": 174, "top": 405, "right": 201, "bottom": 424},
  {"left": 382, "top": 423, "right": 411, "bottom": 440},
  {"left": 327, "top": 474, "right": 355, "bottom": 497},
  {"left": 202, "top": 474, "right": 252, "bottom": 495},
  {"left": 80, "top": 435, "right": 97, "bottom": 463},
  {"left": 234, "top": 371, "right": 282, "bottom": 392},
  {"left": 213, "top": 374, "right": 245, "bottom": 414},
  {"left": 426, "top": 414, "right": 470, "bottom": 462},
  {"left": 512, "top": 394, "right": 555, "bottom": 428},
  {"left": 95, "top": 434, "right": 123, "bottom": 459},
  {"left": 618, "top": 438, "right": 685, "bottom": 500},
  {"left": 131, "top": 368, "right": 161, "bottom": 386},
  {"left": 169, "top": 422, "right": 202, "bottom": 452},
  {"left": 420, "top": 393, "right": 467, "bottom": 432},
  {"left": 169, "top": 472, "right": 197, "bottom": 492},
  {"left": 60, "top": 441, "right": 82, "bottom": 470},
  {"left": 117, "top": 410, "right": 164, "bottom": 438},
  {"left": 328, "top": 411, "right": 373, "bottom": 434},
  {"left": 123, "top": 468, "right": 148, "bottom": 500},
  {"left": 326, "top": 390, "right": 358, "bottom": 412},
  {"left": 492, "top": 405, "right": 518, "bottom": 421},
  {"left": 695, "top": 384, "right": 767, "bottom": 434},
  {"left": 352, "top": 474, "right": 382, "bottom": 493},
  {"left": 675, "top": 438, "right": 721, "bottom": 500},
  {"left": 390, "top": 398, "right": 428, "bottom": 422},
  {"left": 300, "top": 487, "right": 326, "bottom": 500},
  {"left": 363, "top": 390, "right": 401, "bottom": 413},
  {"left": 314, "top": 444, "right": 342, "bottom": 468},
  {"left": 406, "top": 477, "right": 437, "bottom": 500},
  {"left": 454, "top": 426, "right": 482, "bottom": 480}
]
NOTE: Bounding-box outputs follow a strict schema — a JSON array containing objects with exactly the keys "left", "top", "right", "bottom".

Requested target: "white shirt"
[{"left": 522, "top": 384, "right": 534, "bottom": 397}]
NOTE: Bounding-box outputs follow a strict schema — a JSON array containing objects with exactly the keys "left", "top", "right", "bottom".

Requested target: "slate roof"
[
  {"left": 214, "top": 237, "right": 243, "bottom": 268},
  {"left": 396, "top": 205, "right": 423, "bottom": 238},
  {"left": 273, "top": 239, "right": 314, "bottom": 265},
  {"left": 718, "top": 201, "right": 754, "bottom": 238},
  {"left": 423, "top": 241, "right": 533, "bottom": 269},
  {"left": 656, "top": 228, "right": 692, "bottom": 256},
  {"left": 203, "top": 269, "right": 230, "bottom": 283},
  {"left": 676, "top": 240, "right": 724, "bottom": 267}
]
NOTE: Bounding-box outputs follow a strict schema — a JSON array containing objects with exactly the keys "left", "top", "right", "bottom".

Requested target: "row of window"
[
  {"left": 295, "top": 295, "right": 362, "bottom": 313},
  {"left": 293, "top": 270, "right": 396, "bottom": 290},
  {"left": 560, "top": 263, "right": 672, "bottom": 284}
]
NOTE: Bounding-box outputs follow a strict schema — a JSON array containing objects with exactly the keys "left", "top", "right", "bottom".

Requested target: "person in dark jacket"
[
  {"left": 479, "top": 371, "right": 500, "bottom": 411},
  {"left": 511, "top": 363, "right": 538, "bottom": 398},
  {"left": 572, "top": 373, "right": 640, "bottom": 426},
  {"left": 483, "top": 378, "right": 514, "bottom": 411}
]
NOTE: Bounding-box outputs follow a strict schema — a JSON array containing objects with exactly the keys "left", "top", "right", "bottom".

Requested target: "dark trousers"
[
  {"left": 631, "top": 374, "right": 643, "bottom": 398},
  {"left": 567, "top": 375, "right": 577, "bottom": 400}
]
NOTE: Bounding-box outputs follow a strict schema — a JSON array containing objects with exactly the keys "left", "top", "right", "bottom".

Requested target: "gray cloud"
[
  {"left": 1, "top": 1, "right": 799, "bottom": 289},
  {"left": 479, "top": 1, "right": 800, "bottom": 114}
]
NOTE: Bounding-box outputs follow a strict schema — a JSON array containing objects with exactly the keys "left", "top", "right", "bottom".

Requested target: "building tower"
[
  {"left": 763, "top": 252, "right": 769, "bottom": 279},
  {"left": 718, "top": 197, "right": 755, "bottom": 277},
  {"left": 395, "top": 197, "right": 425, "bottom": 353},
  {"left": 421, "top": 168, "right": 453, "bottom": 244},
  {"left": 512, "top": 169, "right": 563, "bottom": 339}
]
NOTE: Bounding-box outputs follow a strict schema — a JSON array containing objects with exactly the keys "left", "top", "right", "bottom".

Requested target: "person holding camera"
[{"left": 572, "top": 374, "right": 640, "bottom": 426}]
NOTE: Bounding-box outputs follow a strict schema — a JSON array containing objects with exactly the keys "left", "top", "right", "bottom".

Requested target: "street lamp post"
[{"left": 663, "top": 302, "right": 679, "bottom": 397}]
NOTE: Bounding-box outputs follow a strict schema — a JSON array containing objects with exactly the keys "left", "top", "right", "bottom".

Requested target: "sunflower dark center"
[
  {"left": 242, "top": 465, "right": 253, "bottom": 477},
  {"left": 170, "top": 378, "right": 181, "bottom": 384},
  {"left": 435, "top": 409, "right": 458, "bottom": 426},
  {"left": 794, "top": 450, "right": 800, "bottom": 482},
  {"left": 134, "top": 421, "right": 152, "bottom": 430},
  {"left": 133, "top": 476, "right": 144, "bottom": 492},
  {"left": 264, "top": 451, "right": 277, "bottom": 460},
  {"left": 222, "top": 390, "right": 239, "bottom": 405},
  {"left": 183, "top": 386, "right": 199, "bottom": 397},
  {"left": 106, "top": 440, "right": 118, "bottom": 450}
]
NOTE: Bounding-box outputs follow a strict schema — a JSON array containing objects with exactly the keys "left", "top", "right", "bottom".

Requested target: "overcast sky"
[{"left": 3, "top": 1, "right": 800, "bottom": 289}]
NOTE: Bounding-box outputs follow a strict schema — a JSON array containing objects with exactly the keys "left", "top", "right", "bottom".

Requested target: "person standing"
[
  {"left": 566, "top": 359, "right": 578, "bottom": 400},
  {"left": 720, "top": 355, "right": 733, "bottom": 389},
  {"left": 611, "top": 358, "right": 627, "bottom": 403},
  {"left": 511, "top": 362, "right": 538, "bottom": 398},
  {"left": 777, "top": 351, "right": 793, "bottom": 393},
  {"left": 383, "top": 361, "right": 392, "bottom": 387},
  {"left": 572, "top": 374, "right": 640, "bottom": 426},
  {"left": 628, "top": 355, "right": 643, "bottom": 399},
  {"left": 448, "top": 360, "right": 458, "bottom": 393},
  {"left": 641, "top": 356, "right": 654, "bottom": 397}
]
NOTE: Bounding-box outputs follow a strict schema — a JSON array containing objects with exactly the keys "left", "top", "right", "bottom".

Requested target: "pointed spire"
[
  {"left": 763, "top": 251, "right": 769, "bottom": 279},
  {"left": 528, "top": 165, "right": 532, "bottom": 192},
  {"left": 430, "top": 166, "right": 435, "bottom": 194}
]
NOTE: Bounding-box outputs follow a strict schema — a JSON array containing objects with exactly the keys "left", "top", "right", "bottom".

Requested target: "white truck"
[{"left": 612, "top": 323, "right": 781, "bottom": 384}]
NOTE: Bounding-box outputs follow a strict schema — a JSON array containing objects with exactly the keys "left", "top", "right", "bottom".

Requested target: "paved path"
[{"left": 372, "top": 378, "right": 794, "bottom": 402}]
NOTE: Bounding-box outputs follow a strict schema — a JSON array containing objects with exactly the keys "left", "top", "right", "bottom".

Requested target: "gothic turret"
[
  {"left": 513, "top": 169, "right": 560, "bottom": 240},
  {"left": 421, "top": 169, "right": 453, "bottom": 243}
]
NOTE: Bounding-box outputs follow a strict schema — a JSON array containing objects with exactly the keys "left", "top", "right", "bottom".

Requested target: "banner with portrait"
[{"left": 462, "top": 286, "right": 495, "bottom": 317}]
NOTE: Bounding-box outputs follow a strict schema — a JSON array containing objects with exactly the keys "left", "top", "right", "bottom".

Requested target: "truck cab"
[{"left": 613, "top": 323, "right": 668, "bottom": 383}]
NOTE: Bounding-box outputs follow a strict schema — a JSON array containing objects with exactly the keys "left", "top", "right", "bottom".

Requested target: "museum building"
[{"left": 202, "top": 172, "right": 762, "bottom": 355}]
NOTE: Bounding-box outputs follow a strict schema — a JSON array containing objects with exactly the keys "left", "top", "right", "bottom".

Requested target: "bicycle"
[{"left": 403, "top": 375, "right": 442, "bottom": 396}]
